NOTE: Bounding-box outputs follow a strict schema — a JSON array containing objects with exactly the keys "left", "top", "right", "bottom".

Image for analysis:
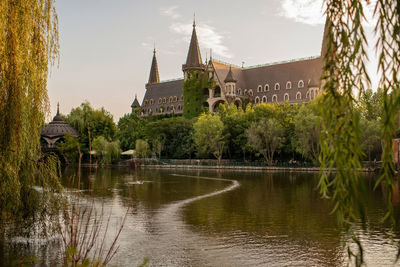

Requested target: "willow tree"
[
  {"left": 319, "top": 1, "right": 400, "bottom": 265},
  {"left": 0, "top": 0, "right": 61, "bottom": 224}
]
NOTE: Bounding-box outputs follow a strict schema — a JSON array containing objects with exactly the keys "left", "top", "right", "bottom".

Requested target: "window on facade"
[
  {"left": 262, "top": 96, "right": 267, "bottom": 103},
  {"left": 272, "top": 94, "right": 278, "bottom": 102},
  {"left": 284, "top": 93, "right": 289, "bottom": 102},
  {"left": 144, "top": 100, "right": 148, "bottom": 105},
  {"left": 296, "top": 92, "right": 301, "bottom": 100},
  {"left": 171, "top": 105, "right": 175, "bottom": 111},
  {"left": 178, "top": 105, "right": 181, "bottom": 110},
  {"left": 244, "top": 89, "right": 247, "bottom": 95},
  {"left": 162, "top": 97, "right": 166, "bottom": 103},
  {"left": 257, "top": 85, "right": 262, "bottom": 92},
  {"left": 174, "top": 96, "right": 177, "bottom": 102},
  {"left": 237, "top": 89, "right": 242, "bottom": 95},
  {"left": 275, "top": 83, "right": 280, "bottom": 90},
  {"left": 298, "top": 80, "right": 304, "bottom": 88},
  {"left": 158, "top": 98, "right": 162, "bottom": 104},
  {"left": 248, "top": 89, "right": 253, "bottom": 96},
  {"left": 286, "top": 82, "right": 292, "bottom": 89},
  {"left": 264, "top": 84, "right": 269, "bottom": 92},
  {"left": 255, "top": 96, "right": 260, "bottom": 104},
  {"left": 180, "top": 95, "right": 184, "bottom": 101},
  {"left": 150, "top": 99, "right": 154, "bottom": 105},
  {"left": 169, "top": 97, "right": 173, "bottom": 103}
]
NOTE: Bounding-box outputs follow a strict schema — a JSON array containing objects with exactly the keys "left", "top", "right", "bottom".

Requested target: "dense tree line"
[{"left": 60, "top": 89, "right": 383, "bottom": 166}]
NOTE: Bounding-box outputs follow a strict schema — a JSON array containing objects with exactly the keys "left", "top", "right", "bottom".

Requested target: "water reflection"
[{"left": 1, "top": 168, "right": 399, "bottom": 266}]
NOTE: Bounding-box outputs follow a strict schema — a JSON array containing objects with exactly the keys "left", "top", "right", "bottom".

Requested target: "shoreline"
[{"left": 136, "top": 164, "right": 376, "bottom": 173}]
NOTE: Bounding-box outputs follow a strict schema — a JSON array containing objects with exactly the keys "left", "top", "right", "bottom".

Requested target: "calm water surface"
[{"left": 1, "top": 167, "right": 399, "bottom": 266}]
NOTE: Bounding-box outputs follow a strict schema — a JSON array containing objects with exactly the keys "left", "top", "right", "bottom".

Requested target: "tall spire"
[
  {"left": 182, "top": 15, "right": 204, "bottom": 71},
  {"left": 57, "top": 102, "right": 60, "bottom": 115},
  {"left": 147, "top": 47, "right": 160, "bottom": 86}
]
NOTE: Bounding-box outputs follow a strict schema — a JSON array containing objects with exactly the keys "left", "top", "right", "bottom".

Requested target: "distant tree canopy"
[
  {"left": 64, "top": 102, "right": 117, "bottom": 151},
  {"left": 0, "top": 0, "right": 61, "bottom": 221}
]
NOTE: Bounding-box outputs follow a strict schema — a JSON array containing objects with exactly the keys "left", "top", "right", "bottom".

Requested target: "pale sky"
[{"left": 47, "top": 0, "right": 378, "bottom": 121}]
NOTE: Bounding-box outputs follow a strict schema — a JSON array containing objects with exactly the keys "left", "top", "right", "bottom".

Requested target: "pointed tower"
[
  {"left": 182, "top": 17, "right": 205, "bottom": 73},
  {"left": 320, "top": 17, "right": 330, "bottom": 59},
  {"left": 224, "top": 66, "right": 237, "bottom": 104},
  {"left": 146, "top": 48, "right": 160, "bottom": 88},
  {"left": 131, "top": 94, "right": 140, "bottom": 109}
]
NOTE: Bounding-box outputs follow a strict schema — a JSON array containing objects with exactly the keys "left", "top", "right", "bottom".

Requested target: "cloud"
[
  {"left": 279, "top": 0, "right": 377, "bottom": 26},
  {"left": 279, "top": 0, "right": 325, "bottom": 25},
  {"left": 170, "top": 22, "right": 233, "bottom": 59},
  {"left": 160, "top": 6, "right": 181, "bottom": 20}
]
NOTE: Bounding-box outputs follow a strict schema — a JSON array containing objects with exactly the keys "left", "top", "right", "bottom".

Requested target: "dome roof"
[{"left": 41, "top": 104, "right": 80, "bottom": 139}]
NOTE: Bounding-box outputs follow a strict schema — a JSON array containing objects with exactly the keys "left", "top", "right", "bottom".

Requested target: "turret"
[
  {"left": 224, "top": 66, "right": 237, "bottom": 98},
  {"left": 146, "top": 48, "right": 160, "bottom": 88},
  {"left": 182, "top": 17, "right": 205, "bottom": 75}
]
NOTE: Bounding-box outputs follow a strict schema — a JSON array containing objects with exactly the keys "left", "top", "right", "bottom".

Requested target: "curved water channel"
[{"left": 1, "top": 167, "right": 400, "bottom": 266}]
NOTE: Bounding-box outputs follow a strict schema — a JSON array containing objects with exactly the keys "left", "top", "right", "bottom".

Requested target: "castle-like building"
[{"left": 134, "top": 19, "right": 326, "bottom": 116}]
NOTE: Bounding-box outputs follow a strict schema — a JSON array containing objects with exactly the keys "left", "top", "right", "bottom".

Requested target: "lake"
[{"left": 1, "top": 167, "right": 399, "bottom": 266}]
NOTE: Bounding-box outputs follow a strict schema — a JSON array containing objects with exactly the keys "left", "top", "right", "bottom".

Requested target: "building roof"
[
  {"left": 147, "top": 48, "right": 160, "bottom": 86},
  {"left": 131, "top": 95, "right": 140, "bottom": 108},
  {"left": 182, "top": 19, "right": 204, "bottom": 71},
  {"left": 140, "top": 79, "right": 184, "bottom": 116},
  {"left": 224, "top": 66, "right": 237, "bottom": 83},
  {"left": 41, "top": 104, "right": 80, "bottom": 139}
]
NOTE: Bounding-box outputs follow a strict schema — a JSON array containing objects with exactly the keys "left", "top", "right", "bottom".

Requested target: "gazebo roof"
[{"left": 41, "top": 104, "right": 80, "bottom": 139}]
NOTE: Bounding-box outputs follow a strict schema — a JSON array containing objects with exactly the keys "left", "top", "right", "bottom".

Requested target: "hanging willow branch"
[
  {"left": 318, "top": 0, "right": 371, "bottom": 265},
  {"left": 0, "top": 0, "right": 61, "bottom": 227},
  {"left": 374, "top": 0, "right": 400, "bottom": 228}
]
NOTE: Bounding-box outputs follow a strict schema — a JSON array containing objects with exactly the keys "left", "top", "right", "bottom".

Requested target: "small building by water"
[{"left": 41, "top": 103, "right": 79, "bottom": 149}]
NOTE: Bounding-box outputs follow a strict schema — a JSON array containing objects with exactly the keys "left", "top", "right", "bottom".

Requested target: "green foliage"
[
  {"left": 0, "top": 0, "right": 63, "bottom": 228},
  {"left": 193, "top": 113, "right": 226, "bottom": 164},
  {"left": 65, "top": 102, "right": 117, "bottom": 152},
  {"left": 92, "top": 136, "right": 121, "bottom": 164},
  {"left": 360, "top": 117, "right": 382, "bottom": 161},
  {"left": 293, "top": 103, "right": 320, "bottom": 165},
  {"left": 183, "top": 70, "right": 214, "bottom": 119},
  {"left": 217, "top": 104, "right": 253, "bottom": 160},
  {"left": 117, "top": 110, "right": 146, "bottom": 151},
  {"left": 57, "top": 135, "right": 84, "bottom": 164},
  {"left": 135, "top": 139, "right": 150, "bottom": 158},
  {"left": 247, "top": 118, "right": 285, "bottom": 166},
  {"left": 144, "top": 117, "right": 194, "bottom": 159}
]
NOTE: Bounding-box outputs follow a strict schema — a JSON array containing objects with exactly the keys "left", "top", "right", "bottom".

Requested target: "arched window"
[
  {"left": 248, "top": 89, "right": 253, "bottom": 96},
  {"left": 158, "top": 98, "right": 162, "bottom": 104},
  {"left": 166, "top": 106, "right": 170, "bottom": 112},
  {"left": 160, "top": 106, "right": 164, "bottom": 113},
  {"left": 274, "top": 83, "right": 280, "bottom": 90},
  {"left": 169, "top": 96, "right": 173, "bottom": 103},
  {"left": 237, "top": 89, "right": 242, "bottom": 95},
  {"left": 257, "top": 85, "right": 262, "bottom": 92},
  {"left": 255, "top": 96, "right": 260, "bottom": 104},
  {"left": 284, "top": 93, "right": 289, "bottom": 102},
  {"left": 296, "top": 92, "right": 302, "bottom": 100},
  {"left": 244, "top": 89, "right": 247, "bottom": 95},
  {"left": 262, "top": 96, "right": 267, "bottom": 103},
  {"left": 144, "top": 100, "right": 148, "bottom": 105},
  {"left": 150, "top": 99, "right": 154, "bottom": 105},
  {"left": 174, "top": 96, "right": 178, "bottom": 102},
  {"left": 298, "top": 80, "right": 304, "bottom": 88},
  {"left": 272, "top": 94, "right": 278, "bottom": 102},
  {"left": 178, "top": 104, "right": 182, "bottom": 110},
  {"left": 264, "top": 84, "right": 269, "bottom": 92},
  {"left": 180, "top": 95, "right": 184, "bottom": 101},
  {"left": 286, "top": 82, "right": 292, "bottom": 89},
  {"left": 163, "top": 97, "right": 166, "bottom": 103},
  {"left": 171, "top": 105, "right": 175, "bottom": 111}
]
